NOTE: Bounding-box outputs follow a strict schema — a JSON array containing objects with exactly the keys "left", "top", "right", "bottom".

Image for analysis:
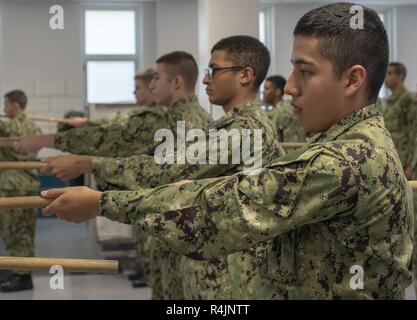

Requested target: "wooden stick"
[
  {"left": 0, "top": 140, "right": 16, "bottom": 148},
  {"left": 0, "top": 162, "right": 48, "bottom": 170},
  {"left": 0, "top": 137, "right": 19, "bottom": 142},
  {"left": 280, "top": 142, "right": 305, "bottom": 150},
  {"left": 0, "top": 114, "right": 70, "bottom": 124},
  {"left": 0, "top": 196, "right": 53, "bottom": 209},
  {"left": 0, "top": 256, "right": 118, "bottom": 273},
  {"left": 27, "top": 115, "right": 70, "bottom": 124},
  {"left": 408, "top": 181, "right": 417, "bottom": 190}
]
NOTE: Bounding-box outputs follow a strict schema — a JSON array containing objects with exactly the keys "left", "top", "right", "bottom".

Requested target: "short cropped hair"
[
  {"left": 266, "top": 75, "right": 287, "bottom": 93},
  {"left": 389, "top": 62, "right": 407, "bottom": 80},
  {"left": 4, "top": 90, "right": 28, "bottom": 109},
  {"left": 294, "top": 2, "right": 389, "bottom": 100},
  {"left": 156, "top": 51, "right": 198, "bottom": 91},
  {"left": 135, "top": 68, "right": 155, "bottom": 87}
]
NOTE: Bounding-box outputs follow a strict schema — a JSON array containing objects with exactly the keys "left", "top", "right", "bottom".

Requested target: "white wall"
[
  {"left": 272, "top": 3, "right": 319, "bottom": 79},
  {"left": 141, "top": 1, "right": 157, "bottom": 69},
  {"left": 396, "top": 5, "right": 417, "bottom": 91},
  {"left": 1, "top": 0, "right": 83, "bottom": 134},
  {"left": 155, "top": 0, "right": 198, "bottom": 58}
]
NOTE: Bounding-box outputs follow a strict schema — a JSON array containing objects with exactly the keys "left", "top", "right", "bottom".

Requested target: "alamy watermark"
[
  {"left": 50, "top": 5, "right": 64, "bottom": 30},
  {"left": 49, "top": 265, "right": 64, "bottom": 290},
  {"left": 349, "top": 264, "right": 364, "bottom": 290},
  {"left": 350, "top": 5, "right": 364, "bottom": 30},
  {"left": 153, "top": 121, "right": 264, "bottom": 175}
]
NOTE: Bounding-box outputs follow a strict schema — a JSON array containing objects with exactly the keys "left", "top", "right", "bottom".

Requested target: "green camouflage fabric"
[
  {"left": 91, "top": 96, "right": 212, "bottom": 300},
  {"left": 268, "top": 100, "right": 306, "bottom": 143},
  {"left": 55, "top": 97, "right": 211, "bottom": 158},
  {"left": 87, "top": 104, "right": 157, "bottom": 129},
  {"left": 0, "top": 114, "right": 41, "bottom": 275},
  {"left": 92, "top": 100, "right": 282, "bottom": 299},
  {"left": 409, "top": 138, "right": 417, "bottom": 295},
  {"left": 383, "top": 86, "right": 417, "bottom": 169},
  {"left": 100, "top": 103, "right": 414, "bottom": 299}
]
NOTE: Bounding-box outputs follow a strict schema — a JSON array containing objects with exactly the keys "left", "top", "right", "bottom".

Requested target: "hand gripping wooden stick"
[
  {"left": 0, "top": 256, "right": 119, "bottom": 273},
  {"left": 0, "top": 162, "right": 48, "bottom": 170}
]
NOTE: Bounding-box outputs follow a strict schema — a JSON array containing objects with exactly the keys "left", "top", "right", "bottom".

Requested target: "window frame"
[
  {"left": 81, "top": 4, "right": 142, "bottom": 106},
  {"left": 374, "top": 7, "right": 396, "bottom": 98},
  {"left": 259, "top": 5, "right": 276, "bottom": 75}
]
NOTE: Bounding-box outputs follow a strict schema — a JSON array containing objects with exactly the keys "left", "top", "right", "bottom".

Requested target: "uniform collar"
[
  {"left": 308, "top": 103, "right": 381, "bottom": 144},
  {"left": 173, "top": 95, "right": 198, "bottom": 108}
]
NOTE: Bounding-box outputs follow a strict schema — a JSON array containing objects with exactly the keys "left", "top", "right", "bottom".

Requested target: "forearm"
[
  {"left": 99, "top": 151, "right": 357, "bottom": 259},
  {"left": 54, "top": 127, "right": 108, "bottom": 155},
  {"left": 92, "top": 153, "right": 234, "bottom": 191},
  {"left": 99, "top": 176, "right": 253, "bottom": 259}
]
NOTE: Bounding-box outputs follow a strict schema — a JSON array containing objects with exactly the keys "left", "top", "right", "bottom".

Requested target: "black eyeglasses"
[{"left": 204, "top": 66, "right": 247, "bottom": 79}]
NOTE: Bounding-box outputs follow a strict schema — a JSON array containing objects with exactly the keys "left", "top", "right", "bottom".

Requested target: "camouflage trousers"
[
  {"left": 146, "top": 236, "right": 184, "bottom": 300},
  {"left": 181, "top": 244, "right": 267, "bottom": 300},
  {"left": 134, "top": 227, "right": 151, "bottom": 284},
  {"left": 0, "top": 205, "right": 37, "bottom": 276},
  {"left": 133, "top": 227, "right": 163, "bottom": 298}
]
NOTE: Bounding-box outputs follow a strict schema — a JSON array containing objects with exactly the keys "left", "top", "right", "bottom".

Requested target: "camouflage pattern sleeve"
[
  {"left": 100, "top": 146, "right": 357, "bottom": 259},
  {"left": 92, "top": 126, "right": 268, "bottom": 190},
  {"left": 405, "top": 96, "right": 417, "bottom": 167},
  {"left": 54, "top": 107, "right": 167, "bottom": 157},
  {"left": 92, "top": 100, "right": 280, "bottom": 190}
]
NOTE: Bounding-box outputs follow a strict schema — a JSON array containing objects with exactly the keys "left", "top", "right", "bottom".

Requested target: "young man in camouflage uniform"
[
  {"left": 264, "top": 75, "right": 306, "bottom": 142},
  {"left": 42, "top": 3, "right": 414, "bottom": 299},
  {"left": 40, "top": 36, "right": 283, "bottom": 299},
  {"left": 384, "top": 63, "right": 417, "bottom": 295},
  {"left": 0, "top": 90, "right": 41, "bottom": 292},
  {"left": 383, "top": 62, "right": 417, "bottom": 180}
]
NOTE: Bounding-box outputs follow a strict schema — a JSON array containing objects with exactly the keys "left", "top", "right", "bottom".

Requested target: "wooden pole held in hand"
[
  {"left": 0, "top": 256, "right": 119, "bottom": 273},
  {"left": 28, "top": 115, "right": 70, "bottom": 124},
  {"left": 408, "top": 180, "right": 417, "bottom": 191},
  {"left": 0, "top": 114, "right": 70, "bottom": 124},
  {"left": 0, "top": 140, "right": 16, "bottom": 148},
  {"left": 280, "top": 142, "right": 305, "bottom": 150},
  {"left": 0, "top": 196, "right": 53, "bottom": 209},
  {"left": 0, "top": 162, "right": 48, "bottom": 170}
]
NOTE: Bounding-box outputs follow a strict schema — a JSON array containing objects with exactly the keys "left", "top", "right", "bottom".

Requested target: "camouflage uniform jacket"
[
  {"left": 100, "top": 103, "right": 414, "bottom": 299},
  {"left": 0, "top": 114, "right": 41, "bottom": 194},
  {"left": 383, "top": 86, "right": 417, "bottom": 168},
  {"left": 268, "top": 100, "right": 306, "bottom": 143}
]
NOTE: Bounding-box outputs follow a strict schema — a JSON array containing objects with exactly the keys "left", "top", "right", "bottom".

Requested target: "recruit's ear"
[
  {"left": 343, "top": 65, "right": 367, "bottom": 98},
  {"left": 172, "top": 75, "right": 185, "bottom": 91},
  {"left": 239, "top": 66, "right": 255, "bottom": 87}
]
